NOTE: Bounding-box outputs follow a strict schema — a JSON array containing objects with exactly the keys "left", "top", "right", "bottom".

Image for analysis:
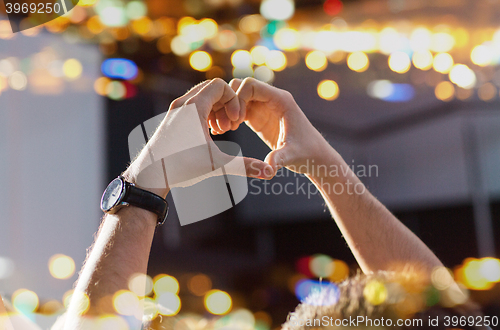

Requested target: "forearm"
[
  {"left": 64, "top": 203, "right": 158, "bottom": 329},
  {"left": 307, "top": 145, "right": 443, "bottom": 274}
]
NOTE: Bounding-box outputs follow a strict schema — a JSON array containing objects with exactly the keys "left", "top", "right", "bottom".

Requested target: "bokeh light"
[
  {"left": 113, "top": 290, "right": 141, "bottom": 317},
  {"left": 347, "top": 51, "right": 369, "bottom": 72},
  {"left": 153, "top": 274, "right": 179, "bottom": 295},
  {"left": 479, "top": 257, "right": 500, "bottom": 282},
  {"left": 471, "top": 45, "right": 492, "bottom": 67},
  {"left": 106, "top": 81, "right": 127, "bottom": 100},
  {"left": 239, "top": 15, "right": 266, "bottom": 34},
  {"left": 363, "top": 280, "right": 387, "bottom": 305},
  {"left": 48, "top": 254, "right": 75, "bottom": 280},
  {"left": 254, "top": 66, "right": 275, "bottom": 83},
  {"left": 260, "top": 0, "right": 295, "bottom": 21},
  {"left": 8, "top": 71, "right": 27, "bottom": 91},
  {"left": 433, "top": 53, "right": 454, "bottom": 74},
  {"left": 431, "top": 32, "right": 455, "bottom": 52},
  {"left": 478, "top": 82, "right": 496, "bottom": 101},
  {"left": 449, "top": 64, "right": 476, "bottom": 89},
  {"left": 265, "top": 50, "right": 287, "bottom": 71},
  {"left": 190, "top": 51, "right": 212, "bottom": 71},
  {"left": 251, "top": 46, "right": 270, "bottom": 66},
  {"left": 156, "top": 292, "right": 181, "bottom": 316},
  {"left": 329, "top": 259, "right": 349, "bottom": 282},
  {"left": 431, "top": 267, "right": 454, "bottom": 290},
  {"left": 412, "top": 50, "right": 433, "bottom": 70},
  {"left": 204, "top": 290, "right": 232, "bottom": 315},
  {"left": 101, "top": 58, "right": 138, "bottom": 80},
  {"left": 128, "top": 273, "right": 153, "bottom": 297},
  {"left": 462, "top": 258, "right": 494, "bottom": 290},
  {"left": 12, "top": 289, "right": 39, "bottom": 314},
  {"left": 388, "top": 51, "right": 411, "bottom": 74},
  {"left": 305, "top": 51, "right": 328, "bottom": 72},
  {"left": 231, "top": 50, "right": 252, "bottom": 68},
  {"left": 188, "top": 273, "right": 212, "bottom": 296},
  {"left": 63, "top": 59, "right": 83, "bottom": 80},
  {"left": 274, "top": 28, "right": 300, "bottom": 51},
  {"left": 434, "top": 81, "right": 455, "bottom": 101},
  {"left": 317, "top": 80, "right": 339, "bottom": 101},
  {"left": 94, "top": 77, "right": 111, "bottom": 96},
  {"left": 309, "top": 254, "right": 333, "bottom": 277}
]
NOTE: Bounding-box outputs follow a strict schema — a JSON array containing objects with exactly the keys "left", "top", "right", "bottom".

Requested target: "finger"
[
  {"left": 169, "top": 80, "right": 210, "bottom": 110},
  {"left": 229, "top": 78, "right": 242, "bottom": 92},
  {"left": 187, "top": 78, "right": 240, "bottom": 121},
  {"left": 236, "top": 77, "right": 291, "bottom": 113},
  {"left": 215, "top": 109, "right": 231, "bottom": 132},
  {"left": 208, "top": 111, "right": 222, "bottom": 134},
  {"left": 229, "top": 78, "right": 247, "bottom": 127}
]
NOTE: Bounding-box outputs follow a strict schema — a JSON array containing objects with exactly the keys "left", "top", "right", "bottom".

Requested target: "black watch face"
[{"left": 101, "top": 178, "right": 124, "bottom": 212}]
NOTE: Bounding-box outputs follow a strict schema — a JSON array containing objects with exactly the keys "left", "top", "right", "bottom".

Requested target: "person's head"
[{"left": 283, "top": 270, "right": 485, "bottom": 330}]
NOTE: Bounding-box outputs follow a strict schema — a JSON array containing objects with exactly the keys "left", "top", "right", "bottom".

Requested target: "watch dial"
[{"left": 101, "top": 178, "right": 124, "bottom": 211}]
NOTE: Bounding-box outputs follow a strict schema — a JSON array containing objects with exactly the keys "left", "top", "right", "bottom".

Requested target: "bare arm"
[
  {"left": 62, "top": 78, "right": 271, "bottom": 329},
  {"left": 230, "top": 77, "right": 442, "bottom": 274}
]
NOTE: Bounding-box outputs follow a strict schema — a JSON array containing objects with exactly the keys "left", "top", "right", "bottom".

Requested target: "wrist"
[{"left": 122, "top": 167, "right": 170, "bottom": 199}]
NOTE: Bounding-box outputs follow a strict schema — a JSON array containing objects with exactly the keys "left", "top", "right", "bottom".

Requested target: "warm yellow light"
[
  {"left": 379, "top": 27, "right": 399, "bottom": 55},
  {"left": 412, "top": 50, "right": 433, "bottom": 71},
  {"left": 177, "top": 17, "right": 196, "bottom": 35},
  {"left": 94, "top": 77, "right": 111, "bottom": 96},
  {"left": 434, "top": 81, "right": 455, "bottom": 102},
  {"left": 113, "top": 290, "right": 141, "bottom": 317},
  {"left": 449, "top": 64, "right": 476, "bottom": 89},
  {"left": 204, "top": 290, "right": 232, "bottom": 315},
  {"left": 8, "top": 71, "right": 27, "bottom": 91},
  {"left": 199, "top": 18, "right": 218, "bottom": 39},
  {"left": 63, "top": 59, "right": 83, "bottom": 80},
  {"left": 153, "top": 274, "right": 179, "bottom": 295},
  {"left": 388, "top": 52, "right": 411, "bottom": 74},
  {"left": 305, "top": 51, "right": 327, "bottom": 72},
  {"left": 462, "top": 259, "right": 494, "bottom": 290},
  {"left": 274, "top": 28, "right": 300, "bottom": 51},
  {"left": 48, "top": 254, "right": 75, "bottom": 280},
  {"left": 363, "top": 280, "right": 387, "bottom": 305},
  {"left": 79, "top": 0, "right": 98, "bottom": 7},
  {"left": 131, "top": 17, "right": 152, "bottom": 35},
  {"left": 156, "top": 292, "right": 181, "bottom": 316},
  {"left": 317, "top": 80, "right": 339, "bottom": 101},
  {"left": 189, "top": 51, "right": 212, "bottom": 72},
  {"left": 431, "top": 32, "right": 455, "bottom": 52},
  {"left": 96, "top": 314, "right": 129, "bottom": 329},
  {"left": 478, "top": 83, "right": 496, "bottom": 102},
  {"left": 433, "top": 53, "right": 454, "bottom": 74},
  {"left": 329, "top": 259, "right": 349, "bottom": 283},
  {"left": 250, "top": 46, "right": 270, "bottom": 65},
  {"left": 254, "top": 66, "right": 275, "bottom": 83},
  {"left": 87, "top": 16, "right": 104, "bottom": 34},
  {"left": 171, "top": 36, "right": 190, "bottom": 56},
  {"left": 479, "top": 257, "right": 500, "bottom": 282},
  {"left": 265, "top": 50, "right": 287, "bottom": 71},
  {"left": 141, "top": 297, "right": 158, "bottom": 321},
  {"left": 128, "top": 273, "right": 154, "bottom": 297},
  {"left": 431, "top": 267, "right": 454, "bottom": 290},
  {"left": 347, "top": 51, "right": 369, "bottom": 72},
  {"left": 239, "top": 14, "right": 266, "bottom": 34},
  {"left": 471, "top": 45, "right": 492, "bottom": 67},
  {"left": 188, "top": 274, "right": 212, "bottom": 296},
  {"left": 231, "top": 50, "right": 252, "bottom": 68},
  {"left": 12, "top": 289, "right": 39, "bottom": 314},
  {"left": 410, "top": 27, "right": 432, "bottom": 51},
  {"left": 456, "top": 87, "right": 473, "bottom": 101}
]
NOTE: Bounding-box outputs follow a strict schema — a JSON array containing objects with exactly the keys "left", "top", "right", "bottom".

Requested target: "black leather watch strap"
[{"left": 122, "top": 178, "right": 168, "bottom": 225}]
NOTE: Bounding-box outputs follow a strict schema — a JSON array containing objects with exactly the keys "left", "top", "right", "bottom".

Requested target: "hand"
[
  {"left": 124, "top": 78, "right": 274, "bottom": 198},
  {"left": 220, "top": 78, "right": 335, "bottom": 177}
]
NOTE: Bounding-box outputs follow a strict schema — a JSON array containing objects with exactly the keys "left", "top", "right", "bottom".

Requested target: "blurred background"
[{"left": 1, "top": 0, "right": 500, "bottom": 328}]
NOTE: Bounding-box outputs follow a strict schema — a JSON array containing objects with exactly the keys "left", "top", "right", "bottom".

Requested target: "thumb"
[
  {"left": 264, "top": 146, "right": 293, "bottom": 173},
  {"left": 218, "top": 153, "right": 274, "bottom": 180}
]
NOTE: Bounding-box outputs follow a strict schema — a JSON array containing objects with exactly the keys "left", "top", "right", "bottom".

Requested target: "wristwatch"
[{"left": 100, "top": 176, "right": 168, "bottom": 226}]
